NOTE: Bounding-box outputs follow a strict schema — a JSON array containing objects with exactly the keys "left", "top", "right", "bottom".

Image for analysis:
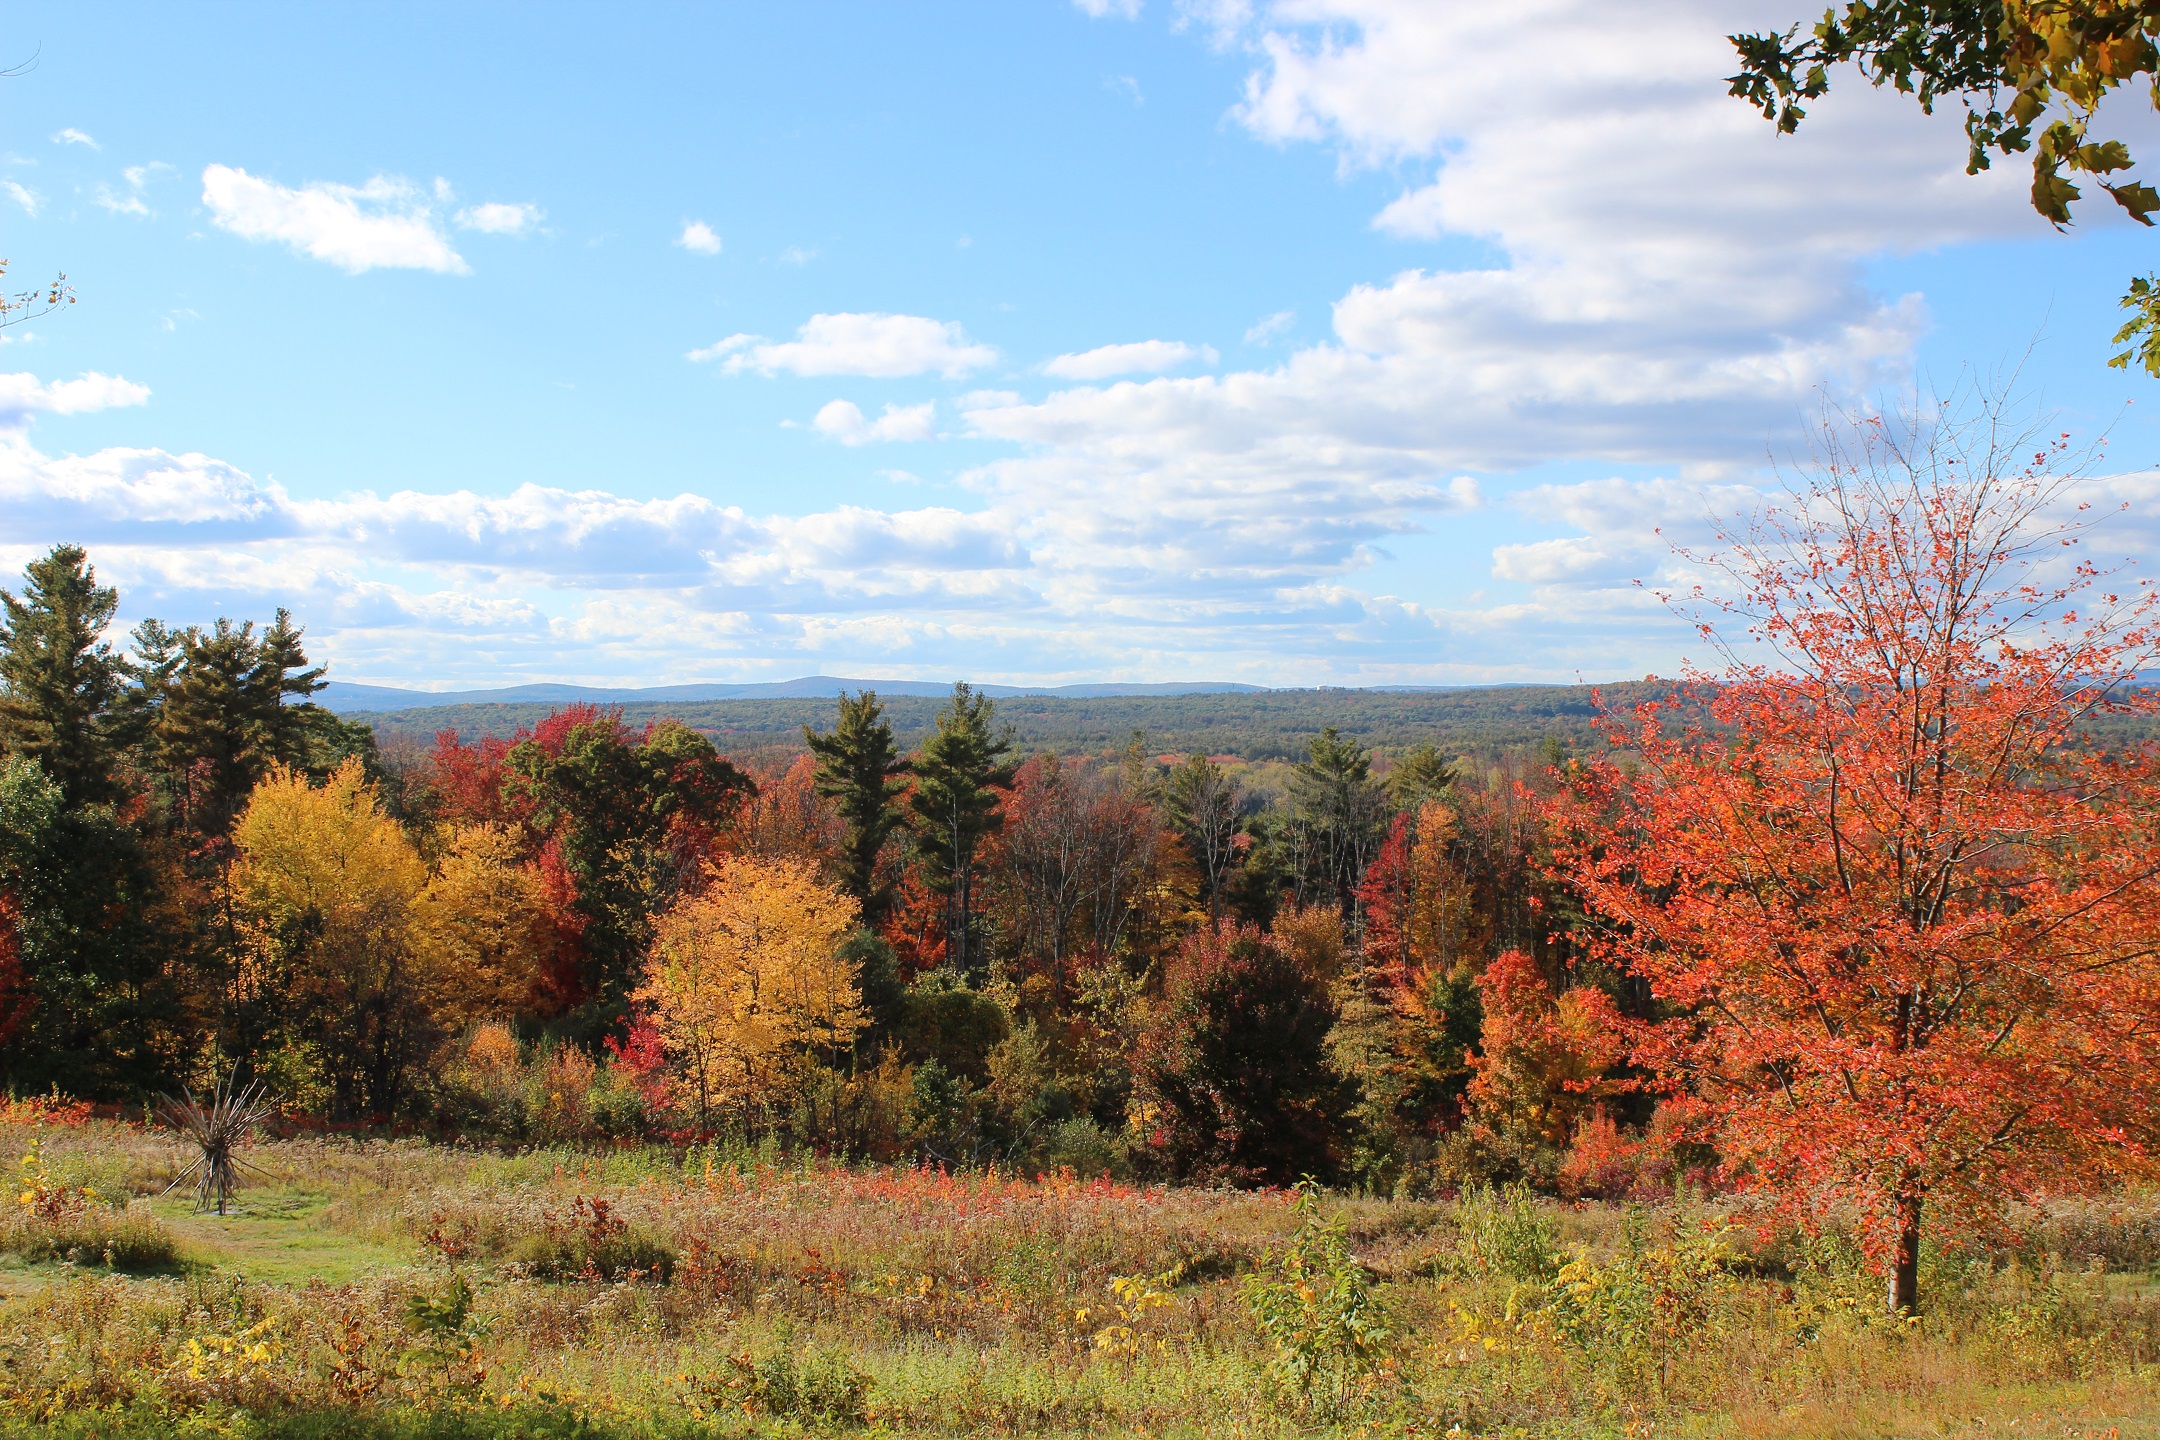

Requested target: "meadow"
[{"left": 2, "top": 1112, "right": 2156, "bottom": 1440}]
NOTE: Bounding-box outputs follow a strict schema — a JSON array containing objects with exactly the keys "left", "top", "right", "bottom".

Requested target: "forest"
[
  {"left": 345, "top": 682, "right": 1678, "bottom": 771},
  {"left": 3, "top": 431, "right": 2160, "bottom": 1438}
]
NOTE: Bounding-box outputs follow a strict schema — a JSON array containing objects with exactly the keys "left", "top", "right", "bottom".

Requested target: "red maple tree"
[{"left": 1555, "top": 404, "right": 2160, "bottom": 1312}]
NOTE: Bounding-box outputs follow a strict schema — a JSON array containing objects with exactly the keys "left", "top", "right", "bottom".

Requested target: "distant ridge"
[{"left": 317, "top": 676, "right": 1271, "bottom": 713}]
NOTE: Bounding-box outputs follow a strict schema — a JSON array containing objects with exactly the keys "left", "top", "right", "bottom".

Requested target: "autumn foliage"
[
  {"left": 1554, "top": 410, "right": 2160, "bottom": 1310},
  {"left": 10, "top": 410, "right": 2160, "bottom": 1322},
  {"left": 636, "top": 854, "right": 865, "bottom": 1127}
]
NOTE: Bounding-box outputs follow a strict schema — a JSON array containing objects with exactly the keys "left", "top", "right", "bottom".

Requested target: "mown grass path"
[{"left": 150, "top": 1188, "right": 410, "bottom": 1284}]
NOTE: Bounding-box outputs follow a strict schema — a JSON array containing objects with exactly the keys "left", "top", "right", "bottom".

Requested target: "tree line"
[{"left": 5, "top": 396, "right": 2160, "bottom": 1313}]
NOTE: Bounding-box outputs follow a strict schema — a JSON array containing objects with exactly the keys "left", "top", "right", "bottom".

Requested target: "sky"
[{"left": 2, "top": 0, "right": 2157, "bottom": 690}]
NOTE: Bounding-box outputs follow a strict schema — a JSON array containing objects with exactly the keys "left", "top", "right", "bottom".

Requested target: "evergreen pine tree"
[
  {"left": 1289, "top": 727, "right": 1389, "bottom": 919},
  {"left": 144, "top": 610, "right": 333, "bottom": 834},
  {"left": 0, "top": 545, "right": 122, "bottom": 807},
  {"left": 804, "top": 690, "right": 911, "bottom": 918},
  {"left": 909, "top": 683, "right": 1014, "bottom": 979}
]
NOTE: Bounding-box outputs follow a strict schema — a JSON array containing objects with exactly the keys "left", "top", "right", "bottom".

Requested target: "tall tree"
[
  {"left": 993, "top": 753, "right": 1168, "bottom": 999},
  {"left": 136, "top": 611, "right": 338, "bottom": 834},
  {"left": 504, "top": 709, "right": 753, "bottom": 1033},
  {"left": 1554, "top": 397, "right": 2160, "bottom": 1314},
  {"left": 230, "top": 760, "right": 430, "bottom": 1119},
  {"left": 1728, "top": 3, "right": 2160, "bottom": 370},
  {"left": 0, "top": 755, "right": 193, "bottom": 1098},
  {"left": 909, "top": 683, "right": 1014, "bottom": 980},
  {"left": 0, "top": 545, "right": 122, "bottom": 808},
  {"left": 804, "top": 691, "right": 910, "bottom": 917},
  {"left": 1166, "top": 752, "right": 1245, "bottom": 927},
  {"left": 637, "top": 854, "right": 864, "bottom": 1129},
  {"left": 1385, "top": 743, "right": 1455, "bottom": 809},
  {"left": 1288, "top": 727, "right": 1390, "bottom": 921}
]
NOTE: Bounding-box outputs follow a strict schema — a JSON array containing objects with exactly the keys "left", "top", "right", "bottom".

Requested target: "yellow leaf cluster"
[
  {"left": 232, "top": 765, "right": 558, "bottom": 1040},
  {"left": 636, "top": 854, "right": 864, "bottom": 1124},
  {"left": 231, "top": 760, "right": 425, "bottom": 957},
  {"left": 411, "top": 824, "right": 557, "bottom": 1027}
]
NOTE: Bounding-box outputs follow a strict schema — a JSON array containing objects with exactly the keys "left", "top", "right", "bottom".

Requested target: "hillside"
[{"left": 350, "top": 681, "right": 1680, "bottom": 761}]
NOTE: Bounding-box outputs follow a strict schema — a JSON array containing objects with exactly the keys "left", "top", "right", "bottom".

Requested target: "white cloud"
[
  {"left": 814, "top": 399, "right": 938, "bottom": 445},
  {"left": 50, "top": 128, "right": 98, "bottom": 150},
  {"left": 1075, "top": 0, "right": 1142, "bottom": 15},
  {"left": 1044, "top": 340, "right": 1218, "bottom": 379},
  {"left": 686, "top": 335, "right": 757, "bottom": 365},
  {"left": 779, "top": 245, "right": 817, "bottom": 265},
  {"left": 677, "top": 220, "right": 722, "bottom": 255},
  {"left": 1245, "top": 310, "right": 1295, "bottom": 344},
  {"left": 102, "top": 163, "right": 171, "bottom": 216},
  {"left": 1223, "top": 1, "right": 2028, "bottom": 396},
  {"left": 455, "top": 202, "right": 542, "bottom": 235},
  {"left": 699, "top": 313, "right": 998, "bottom": 378},
  {"left": 94, "top": 185, "right": 150, "bottom": 217},
  {"left": 0, "top": 371, "right": 152, "bottom": 431},
  {"left": 0, "top": 2, "right": 2109, "bottom": 687},
  {"left": 900, "top": 0, "right": 2048, "bottom": 657},
  {"left": 201, "top": 165, "right": 469, "bottom": 274},
  {"left": 2, "top": 182, "right": 39, "bottom": 217},
  {"left": 0, "top": 416, "right": 1504, "bottom": 686}
]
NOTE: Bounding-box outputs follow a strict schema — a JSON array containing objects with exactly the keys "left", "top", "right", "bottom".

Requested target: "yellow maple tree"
[
  {"left": 410, "top": 823, "right": 557, "bottom": 1029},
  {"left": 636, "top": 854, "right": 865, "bottom": 1127},
  {"left": 229, "top": 760, "right": 430, "bottom": 1116}
]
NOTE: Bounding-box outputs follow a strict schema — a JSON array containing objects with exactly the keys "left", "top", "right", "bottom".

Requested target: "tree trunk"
[{"left": 1887, "top": 1190, "right": 1922, "bottom": 1315}]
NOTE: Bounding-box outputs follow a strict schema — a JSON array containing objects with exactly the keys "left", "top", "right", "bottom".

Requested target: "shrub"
[
  {"left": 509, "top": 1195, "right": 674, "bottom": 1282},
  {"left": 1447, "top": 1181, "right": 1559, "bottom": 1282},
  {"left": 1132, "top": 923, "right": 1348, "bottom": 1185},
  {"left": 1039, "top": 1117, "right": 1120, "bottom": 1177},
  {"left": 0, "top": 1135, "right": 176, "bottom": 1270},
  {"left": 698, "top": 1336, "right": 871, "bottom": 1425},
  {"left": 1241, "top": 1183, "right": 1392, "bottom": 1414},
  {"left": 899, "top": 971, "right": 1009, "bottom": 1082},
  {"left": 1542, "top": 1209, "right": 1737, "bottom": 1386}
]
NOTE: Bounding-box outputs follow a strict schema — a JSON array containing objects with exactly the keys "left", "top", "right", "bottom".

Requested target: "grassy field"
[{"left": 1, "top": 1119, "right": 2156, "bottom": 1439}]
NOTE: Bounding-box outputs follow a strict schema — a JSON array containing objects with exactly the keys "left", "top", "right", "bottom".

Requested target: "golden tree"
[
  {"left": 230, "top": 760, "right": 429, "bottom": 1117},
  {"left": 636, "top": 854, "right": 865, "bottom": 1127},
  {"left": 410, "top": 823, "right": 558, "bottom": 1029}
]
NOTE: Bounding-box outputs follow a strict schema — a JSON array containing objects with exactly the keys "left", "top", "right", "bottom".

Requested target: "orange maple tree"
[{"left": 1556, "top": 403, "right": 2160, "bottom": 1312}]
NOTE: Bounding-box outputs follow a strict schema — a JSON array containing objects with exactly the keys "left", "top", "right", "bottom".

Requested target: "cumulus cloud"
[
  {"left": 951, "top": 0, "right": 2039, "bottom": 525},
  {"left": 677, "top": 220, "right": 722, "bottom": 254},
  {"left": 0, "top": 2, "right": 2101, "bottom": 686},
  {"left": 2, "top": 182, "right": 39, "bottom": 217},
  {"left": 1044, "top": 340, "right": 1217, "bottom": 379},
  {"left": 1074, "top": 0, "right": 1142, "bottom": 16},
  {"left": 1227, "top": 2, "right": 2028, "bottom": 403},
  {"left": 696, "top": 313, "right": 998, "bottom": 378},
  {"left": 51, "top": 128, "right": 98, "bottom": 150},
  {"left": 854, "top": 0, "right": 2052, "bottom": 683},
  {"left": 1244, "top": 310, "right": 1295, "bottom": 345},
  {"left": 200, "top": 165, "right": 469, "bottom": 275},
  {"left": 0, "top": 372, "right": 152, "bottom": 432},
  {"left": 0, "top": 415, "right": 1513, "bottom": 687},
  {"left": 813, "top": 399, "right": 939, "bottom": 445},
  {"left": 455, "top": 201, "right": 542, "bottom": 235}
]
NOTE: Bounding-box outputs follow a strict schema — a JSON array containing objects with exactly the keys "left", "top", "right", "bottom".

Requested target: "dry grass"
[{"left": 0, "top": 1119, "right": 2153, "bottom": 1437}]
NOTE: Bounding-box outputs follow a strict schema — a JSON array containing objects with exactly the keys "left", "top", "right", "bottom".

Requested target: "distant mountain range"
[{"left": 317, "top": 676, "right": 1278, "bottom": 713}]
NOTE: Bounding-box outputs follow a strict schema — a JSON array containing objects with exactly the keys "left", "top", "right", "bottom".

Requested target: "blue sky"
[{"left": 1, "top": 0, "right": 2154, "bottom": 689}]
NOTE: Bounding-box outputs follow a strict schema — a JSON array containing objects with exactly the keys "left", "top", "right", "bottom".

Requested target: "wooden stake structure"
[{"left": 158, "top": 1075, "right": 275, "bottom": 1216}]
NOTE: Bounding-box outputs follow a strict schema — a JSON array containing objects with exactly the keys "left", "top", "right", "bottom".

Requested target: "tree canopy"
[{"left": 1730, "top": 1, "right": 2160, "bottom": 371}]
